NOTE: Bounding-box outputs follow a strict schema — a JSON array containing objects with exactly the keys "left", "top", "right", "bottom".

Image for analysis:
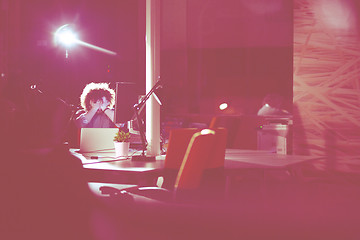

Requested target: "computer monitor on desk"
[
  {"left": 114, "top": 81, "right": 144, "bottom": 149},
  {"left": 114, "top": 82, "right": 138, "bottom": 125}
]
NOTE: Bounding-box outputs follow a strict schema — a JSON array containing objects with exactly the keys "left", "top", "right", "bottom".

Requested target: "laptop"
[{"left": 79, "top": 128, "right": 118, "bottom": 154}]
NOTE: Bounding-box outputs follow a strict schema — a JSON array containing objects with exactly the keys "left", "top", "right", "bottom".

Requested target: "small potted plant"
[{"left": 113, "top": 127, "right": 131, "bottom": 157}]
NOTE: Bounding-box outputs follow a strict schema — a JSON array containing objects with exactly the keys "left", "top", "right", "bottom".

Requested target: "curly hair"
[{"left": 80, "top": 82, "right": 116, "bottom": 111}]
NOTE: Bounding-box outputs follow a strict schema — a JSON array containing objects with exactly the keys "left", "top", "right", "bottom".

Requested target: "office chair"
[
  {"left": 100, "top": 128, "right": 227, "bottom": 204},
  {"left": 173, "top": 128, "right": 227, "bottom": 203},
  {"left": 162, "top": 127, "right": 228, "bottom": 189},
  {"left": 161, "top": 128, "right": 200, "bottom": 189}
]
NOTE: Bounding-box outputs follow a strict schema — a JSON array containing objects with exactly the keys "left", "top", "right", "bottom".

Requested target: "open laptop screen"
[{"left": 79, "top": 128, "right": 118, "bottom": 153}]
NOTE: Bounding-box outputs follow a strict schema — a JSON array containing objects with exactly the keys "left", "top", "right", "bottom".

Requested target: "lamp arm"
[
  {"left": 132, "top": 78, "right": 162, "bottom": 157},
  {"left": 133, "top": 103, "right": 148, "bottom": 156},
  {"left": 136, "top": 79, "right": 162, "bottom": 110}
]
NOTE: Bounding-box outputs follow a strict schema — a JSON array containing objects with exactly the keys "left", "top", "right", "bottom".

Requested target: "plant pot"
[{"left": 114, "top": 141, "right": 130, "bottom": 157}]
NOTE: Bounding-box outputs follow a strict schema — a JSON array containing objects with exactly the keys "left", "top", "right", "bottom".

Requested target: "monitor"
[{"left": 114, "top": 82, "right": 138, "bottom": 124}]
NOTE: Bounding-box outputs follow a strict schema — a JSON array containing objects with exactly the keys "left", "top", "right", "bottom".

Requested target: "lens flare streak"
[{"left": 76, "top": 40, "right": 117, "bottom": 56}]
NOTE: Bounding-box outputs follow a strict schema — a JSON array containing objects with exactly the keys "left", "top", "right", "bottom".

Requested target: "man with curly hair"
[{"left": 75, "top": 82, "right": 116, "bottom": 128}]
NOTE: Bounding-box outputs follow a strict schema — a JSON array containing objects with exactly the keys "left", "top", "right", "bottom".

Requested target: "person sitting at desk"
[{"left": 75, "top": 82, "right": 116, "bottom": 128}]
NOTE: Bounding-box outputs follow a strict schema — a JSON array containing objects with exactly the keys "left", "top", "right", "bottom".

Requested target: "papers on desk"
[{"left": 72, "top": 149, "right": 140, "bottom": 165}]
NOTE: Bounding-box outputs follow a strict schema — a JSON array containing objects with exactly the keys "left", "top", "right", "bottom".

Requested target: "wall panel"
[{"left": 293, "top": 0, "right": 360, "bottom": 169}]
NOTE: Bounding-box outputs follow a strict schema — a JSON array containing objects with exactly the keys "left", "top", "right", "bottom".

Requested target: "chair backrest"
[
  {"left": 164, "top": 128, "right": 200, "bottom": 169},
  {"left": 207, "top": 127, "right": 227, "bottom": 168},
  {"left": 162, "top": 128, "right": 227, "bottom": 189},
  {"left": 174, "top": 129, "right": 217, "bottom": 191}
]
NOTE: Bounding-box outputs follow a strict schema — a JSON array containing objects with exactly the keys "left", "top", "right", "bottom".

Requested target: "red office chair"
[
  {"left": 100, "top": 128, "right": 227, "bottom": 203},
  {"left": 162, "top": 128, "right": 200, "bottom": 189},
  {"left": 163, "top": 127, "right": 227, "bottom": 188},
  {"left": 173, "top": 129, "right": 222, "bottom": 202},
  {"left": 201, "top": 127, "right": 228, "bottom": 196},
  {"left": 174, "top": 129, "right": 216, "bottom": 190}
]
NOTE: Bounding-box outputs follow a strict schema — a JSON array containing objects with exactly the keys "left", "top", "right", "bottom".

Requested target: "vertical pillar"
[{"left": 145, "top": 0, "right": 161, "bottom": 156}]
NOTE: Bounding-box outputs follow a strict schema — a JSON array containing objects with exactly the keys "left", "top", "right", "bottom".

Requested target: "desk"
[
  {"left": 71, "top": 148, "right": 320, "bottom": 185},
  {"left": 223, "top": 149, "right": 323, "bottom": 194},
  {"left": 71, "top": 149, "right": 164, "bottom": 184},
  {"left": 224, "top": 149, "right": 320, "bottom": 169}
]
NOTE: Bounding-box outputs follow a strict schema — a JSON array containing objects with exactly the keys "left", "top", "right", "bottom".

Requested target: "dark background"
[{"left": 4, "top": 0, "right": 292, "bottom": 117}]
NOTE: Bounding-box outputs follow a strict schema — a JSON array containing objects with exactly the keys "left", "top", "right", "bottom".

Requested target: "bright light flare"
[
  {"left": 58, "top": 31, "right": 77, "bottom": 46},
  {"left": 54, "top": 24, "right": 117, "bottom": 56},
  {"left": 219, "top": 103, "right": 228, "bottom": 111},
  {"left": 54, "top": 24, "right": 78, "bottom": 47}
]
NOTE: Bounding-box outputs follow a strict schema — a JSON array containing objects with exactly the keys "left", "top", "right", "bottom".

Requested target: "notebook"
[{"left": 79, "top": 128, "right": 118, "bottom": 153}]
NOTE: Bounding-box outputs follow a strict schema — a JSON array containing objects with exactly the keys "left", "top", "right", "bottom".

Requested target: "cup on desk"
[{"left": 114, "top": 142, "right": 130, "bottom": 157}]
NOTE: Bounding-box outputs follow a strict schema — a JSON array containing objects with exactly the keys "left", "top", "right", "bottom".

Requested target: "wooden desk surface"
[
  {"left": 71, "top": 149, "right": 322, "bottom": 185},
  {"left": 71, "top": 149, "right": 165, "bottom": 171},
  {"left": 224, "top": 149, "right": 321, "bottom": 169},
  {"left": 71, "top": 149, "right": 164, "bottom": 184},
  {"left": 71, "top": 148, "right": 319, "bottom": 173}
]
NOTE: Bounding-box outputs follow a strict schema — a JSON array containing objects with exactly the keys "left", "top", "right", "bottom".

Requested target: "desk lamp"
[{"left": 132, "top": 78, "right": 162, "bottom": 161}]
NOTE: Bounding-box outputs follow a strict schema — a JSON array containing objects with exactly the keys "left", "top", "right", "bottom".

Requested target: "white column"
[{"left": 145, "top": 0, "right": 161, "bottom": 156}]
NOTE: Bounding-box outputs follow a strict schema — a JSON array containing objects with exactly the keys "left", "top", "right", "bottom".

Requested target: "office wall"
[
  {"left": 160, "top": 0, "right": 293, "bottom": 115},
  {"left": 293, "top": 0, "right": 360, "bottom": 161}
]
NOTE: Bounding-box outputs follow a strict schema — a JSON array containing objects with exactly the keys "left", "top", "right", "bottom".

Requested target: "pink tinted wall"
[
  {"left": 160, "top": 0, "right": 293, "bottom": 115},
  {"left": 293, "top": 0, "right": 360, "bottom": 160}
]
